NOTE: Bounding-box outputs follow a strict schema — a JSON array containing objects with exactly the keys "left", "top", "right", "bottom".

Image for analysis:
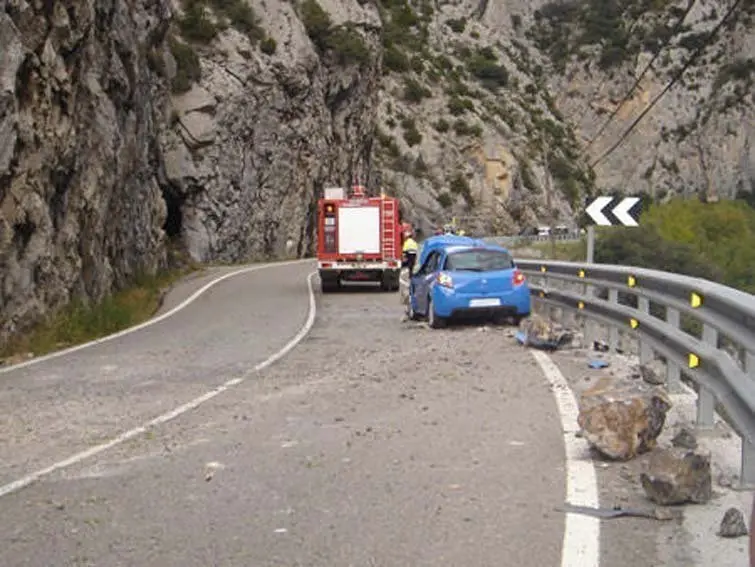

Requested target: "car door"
[{"left": 412, "top": 251, "right": 440, "bottom": 314}]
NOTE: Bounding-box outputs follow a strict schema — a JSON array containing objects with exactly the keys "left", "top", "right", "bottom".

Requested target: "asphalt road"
[
  {"left": 0, "top": 260, "right": 576, "bottom": 567},
  {"left": 4, "top": 260, "right": 714, "bottom": 567}
]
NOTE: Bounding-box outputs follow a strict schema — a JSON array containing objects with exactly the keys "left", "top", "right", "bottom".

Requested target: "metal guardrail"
[
  {"left": 515, "top": 258, "right": 755, "bottom": 487},
  {"left": 483, "top": 234, "right": 582, "bottom": 247}
]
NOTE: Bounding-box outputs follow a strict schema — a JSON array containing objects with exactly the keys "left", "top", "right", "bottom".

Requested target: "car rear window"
[{"left": 444, "top": 249, "right": 514, "bottom": 272}]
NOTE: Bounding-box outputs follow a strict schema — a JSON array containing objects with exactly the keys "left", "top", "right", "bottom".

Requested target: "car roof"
[
  {"left": 444, "top": 243, "right": 511, "bottom": 254},
  {"left": 417, "top": 235, "right": 477, "bottom": 263}
]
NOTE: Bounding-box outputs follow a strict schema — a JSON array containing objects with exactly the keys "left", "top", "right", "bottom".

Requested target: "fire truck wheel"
[
  {"left": 321, "top": 279, "right": 340, "bottom": 293},
  {"left": 380, "top": 272, "right": 400, "bottom": 292}
]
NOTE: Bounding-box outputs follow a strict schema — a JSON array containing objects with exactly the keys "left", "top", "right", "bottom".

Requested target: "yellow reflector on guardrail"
[
  {"left": 690, "top": 292, "right": 702, "bottom": 308},
  {"left": 628, "top": 275, "right": 636, "bottom": 287},
  {"left": 540, "top": 266, "right": 547, "bottom": 273},
  {"left": 578, "top": 269, "right": 585, "bottom": 278},
  {"left": 688, "top": 353, "right": 700, "bottom": 368},
  {"left": 578, "top": 301, "right": 584, "bottom": 309},
  {"left": 630, "top": 318, "right": 639, "bottom": 329}
]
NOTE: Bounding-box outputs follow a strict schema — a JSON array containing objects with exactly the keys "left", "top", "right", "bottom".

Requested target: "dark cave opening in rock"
[{"left": 163, "top": 190, "right": 184, "bottom": 239}]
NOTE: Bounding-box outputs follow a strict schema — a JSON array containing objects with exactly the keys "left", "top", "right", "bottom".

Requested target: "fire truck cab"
[{"left": 316, "top": 184, "right": 404, "bottom": 293}]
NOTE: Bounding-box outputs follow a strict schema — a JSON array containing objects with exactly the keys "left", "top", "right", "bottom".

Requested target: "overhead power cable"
[
  {"left": 590, "top": 0, "right": 745, "bottom": 169},
  {"left": 582, "top": 0, "right": 698, "bottom": 154}
]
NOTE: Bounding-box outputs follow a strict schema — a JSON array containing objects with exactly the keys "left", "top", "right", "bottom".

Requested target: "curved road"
[{"left": 0, "top": 260, "right": 598, "bottom": 566}]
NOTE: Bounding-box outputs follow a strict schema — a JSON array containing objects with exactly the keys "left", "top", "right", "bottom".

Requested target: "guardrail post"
[
  {"left": 608, "top": 289, "right": 620, "bottom": 352},
  {"left": 665, "top": 308, "right": 683, "bottom": 393},
  {"left": 696, "top": 324, "right": 717, "bottom": 429},
  {"left": 637, "top": 297, "right": 652, "bottom": 364},
  {"left": 740, "top": 352, "right": 755, "bottom": 488}
]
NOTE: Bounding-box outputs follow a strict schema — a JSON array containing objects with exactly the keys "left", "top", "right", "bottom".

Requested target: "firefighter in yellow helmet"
[{"left": 402, "top": 230, "right": 418, "bottom": 274}]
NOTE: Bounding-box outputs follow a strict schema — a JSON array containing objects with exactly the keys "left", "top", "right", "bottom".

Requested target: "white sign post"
[{"left": 584, "top": 196, "right": 642, "bottom": 263}]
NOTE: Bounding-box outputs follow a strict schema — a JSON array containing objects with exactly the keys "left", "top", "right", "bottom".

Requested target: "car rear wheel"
[
  {"left": 427, "top": 296, "right": 446, "bottom": 329},
  {"left": 407, "top": 297, "right": 419, "bottom": 320},
  {"left": 511, "top": 314, "right": 527, "bottom": 326}
]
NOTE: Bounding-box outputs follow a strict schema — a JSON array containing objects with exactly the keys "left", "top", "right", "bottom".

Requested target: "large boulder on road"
[
  {"left": 577, "top": 376, "right": 672, "bottom": 460},
  {"left": 640, "top": 448, "right": 712, "bottom": 505}
]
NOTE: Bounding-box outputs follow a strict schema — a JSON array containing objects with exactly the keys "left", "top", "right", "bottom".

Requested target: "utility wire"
[
  {"left": 590, "top": 0, "right": 745, "bottom": 169},
  {"left": 582, "top": 0, "right": 698, "bottom": 153}
]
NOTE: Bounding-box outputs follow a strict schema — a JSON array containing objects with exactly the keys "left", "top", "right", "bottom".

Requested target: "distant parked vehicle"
[{"left": 406, "top": 242, "right": 531, "bottom": 328}]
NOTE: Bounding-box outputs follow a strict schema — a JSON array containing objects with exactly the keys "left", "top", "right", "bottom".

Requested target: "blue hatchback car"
[{"left": 407, "top": 242, "right": 531, "bottom": 328}]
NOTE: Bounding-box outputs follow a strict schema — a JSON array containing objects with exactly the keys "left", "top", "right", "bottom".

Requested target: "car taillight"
[
  {"left": 512, "top": 269, "right": 525, "bottom": 286},
  {"left": 436, "top": 272, "right": 453, "bottom": 288}
]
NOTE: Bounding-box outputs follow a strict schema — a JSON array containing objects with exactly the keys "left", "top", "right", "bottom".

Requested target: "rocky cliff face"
[
  {"left": 160, "top": 0, "right": 382, "bottom": 263},
  {"left": 525, "top": 0, "right": 755, "bottom": 200},
  {"left": 372, "top": 0, "right": 596, "bottom": 236},
  {"left": 1, "top": 0, "right": 172, "bottom": 340},
  {"left": 0, "top": 0, "right": 381, "bottom": 341}
]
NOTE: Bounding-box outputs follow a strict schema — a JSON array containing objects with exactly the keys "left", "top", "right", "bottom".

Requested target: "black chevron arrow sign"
[{"left": 584, "top": 196, "right": 642, "bottom": 227}]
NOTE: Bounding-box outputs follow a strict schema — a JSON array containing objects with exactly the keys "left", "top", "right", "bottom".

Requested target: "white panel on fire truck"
[
  {"left": 337, "top": 207, "right": 381, "bottom": 254},
  {"left": 324, "top": 187, "right": 345, "bottom": 200}
]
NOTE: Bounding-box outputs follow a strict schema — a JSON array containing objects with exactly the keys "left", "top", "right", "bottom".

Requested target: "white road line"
[
  {"left": 0, "top": 270, "right": 318, "bottom": 499},
  {"left": 0, "top": 258, "right": 312, "bottom": 375},
  {"left": 530, "top": 349, "right": 600, "bottom": 567}
]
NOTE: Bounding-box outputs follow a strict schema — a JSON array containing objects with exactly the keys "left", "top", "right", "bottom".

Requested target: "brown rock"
[
  {"left": 640, "top": 448, "right": 712, "bottom": 505},
  {"left": 577, "top": 376, "right": 672, "bottom": 460},
  {"left": 638, "top": 359, "right": 666, "bottom": 385}
]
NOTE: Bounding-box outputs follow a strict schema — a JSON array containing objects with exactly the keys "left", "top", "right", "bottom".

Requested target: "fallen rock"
[
  {"left": 671, "top": 426, "right": 698, "bottom": 450},
  {"left": 639, "top": 358, "right": 666, "bottom": 385},
  {"left": 577, "top": 376, "right": 672, "bottom": 460},
  {"left": 517, "top": 315, "right": 577, "bottom": 350},
  {"left": 640, "top": 448, "right": 712, "bottom": 505},
  {"left": 718, "top": 507, "right": 749, "bottom": 538}
]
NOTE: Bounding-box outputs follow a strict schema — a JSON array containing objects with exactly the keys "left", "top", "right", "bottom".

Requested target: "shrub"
[
  {"left": 453, "top": 119, "right": 482, "bottom": 137},
  {"left": 300, "top": 0, "right": 370, "bottom": 65},
  {"left": 260, "top": 36, "right": 277, "bottom": 54},
  {"left": 433, "top": 118, "right": 450, "bottom": 132},
  {"left": 178, "top": 0, "right": 265, "bottom": 44},
  {"left": 466, "top": 49, "right": 508, "bottom": 89},
  {"left": 402, "top": 122, "right": 422, "bottom": 146},
  {"left": 300, "top": 0, "right": 332, "bottom": 47},
  {"left": 403, "top": 77, "right": 431, "bottom": 102},
  {"left": 178, "top": 1, "right": 218, "bottom": 43},
  {"left": 449, "top": 173, "right": 470, "bottom": 195},
  {"left": 446, "top": 17, "right": 466, "bottom": 33},
  {"left": 325, "top": 25, "right": 370, "bottom": 65},
  {"left": 437, "top": 192, "right": 453, "bottom": 208},
  {"left": 447, "top": 96, "right": 473, "bottom": 115},
  {"left": 169, "top": 36, "right": 202, "bottom": 93},
  {"left": 222, "top": 0, "right": 265, "bottom": 42},
  {"left": 383, "top": 45, "right": 410, "bottom": 72}
]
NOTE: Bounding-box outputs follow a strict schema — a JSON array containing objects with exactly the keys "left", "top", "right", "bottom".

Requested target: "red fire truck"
[{"left": 316, "top": 184, "right": 405, "bottom": 293}]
